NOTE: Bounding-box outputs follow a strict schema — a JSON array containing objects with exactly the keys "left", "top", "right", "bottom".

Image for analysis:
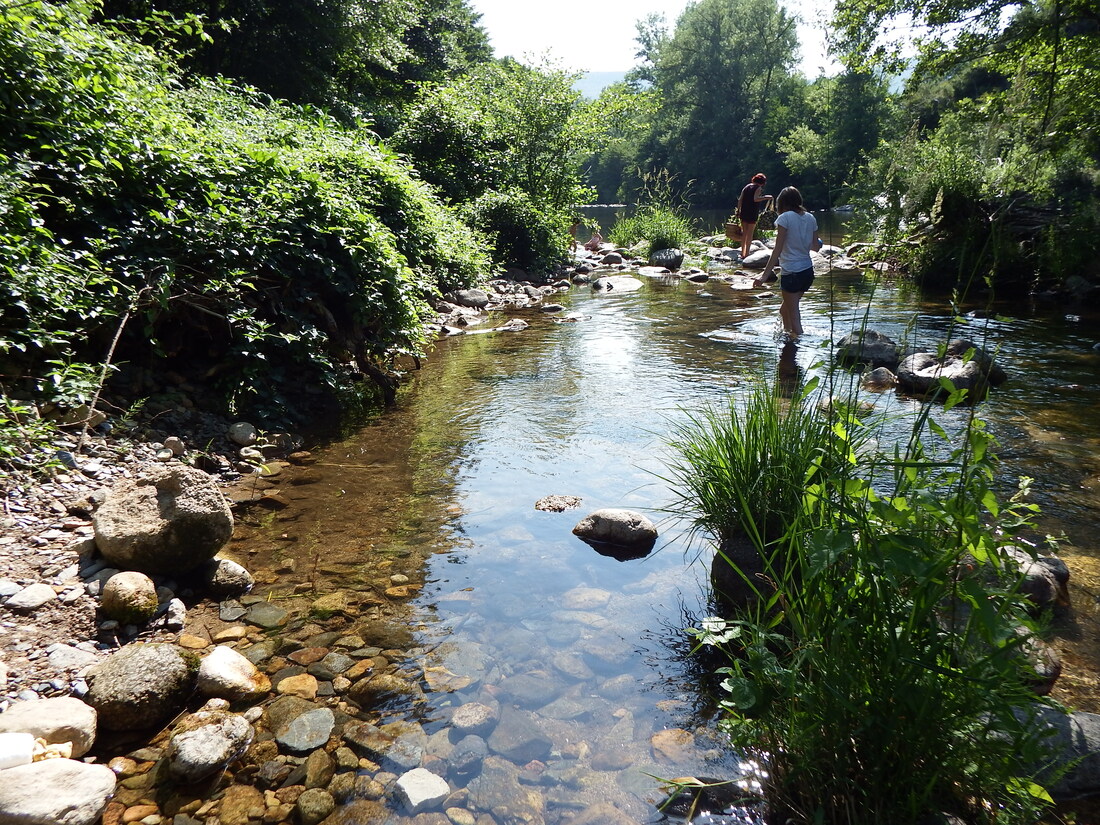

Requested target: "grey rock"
[
  {"left": 572, "top": 508, "right": 658, "bottom": 549},
  {"left": 836, "top": 329, "right": 900, "bottom": 369},
  {"left": 486, "top": 706, "right": 552, "bottom": 763},
  {"left": 92, "top": 464, "right": 233, "bottom": 575},
  {"left": 269, "top": 698, "right": 334, "bottom": 754},
  {"left": 245, "top": 601, "right": 288, "bottom": 629},
  {"left": 5, "top": 583, "right": 58, "bottom": 611},
  {"left": 467, "top": 756, "right": 545, "bottom": 824},
  {"left": 83, "top": 642, "right": 194, "bottom": 731},
  {"left": 227, "top": 422, "right": 258, "bottom": 446},
  {"left": 649, "top": 248, "right": 684, "bottom": 270},
  {"left": 451, "top": 289, "right": 490, "bottom": 309},
  {"left": 448, "top": 734, "right": 488, "bottom": 777},
  {"left": 166, "top": 708, "right": 254, "bottom": 783},
  {"left": 196, "top": 558, "right": 254, "bottom": 598},
  {"left": 45, "top": 644, "right": 99, "bottom": 672}
]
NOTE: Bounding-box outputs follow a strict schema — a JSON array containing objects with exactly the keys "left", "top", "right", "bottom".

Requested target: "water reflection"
[{"left": 239, "top": 270, "right": 1100, "bottom": 823}]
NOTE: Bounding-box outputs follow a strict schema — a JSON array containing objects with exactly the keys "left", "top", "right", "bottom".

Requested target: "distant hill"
[{"left": 573, "top": 71, "right": 628, "bottom": 99}]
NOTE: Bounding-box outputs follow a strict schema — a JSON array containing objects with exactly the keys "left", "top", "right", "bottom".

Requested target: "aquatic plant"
[{"left": 671, "top": 377, "right": 1063, "bottom": 824}]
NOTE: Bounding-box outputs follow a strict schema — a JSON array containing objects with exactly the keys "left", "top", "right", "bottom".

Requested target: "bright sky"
[{"left": 468, "top": 0, "right": 840, "bottom": 76}]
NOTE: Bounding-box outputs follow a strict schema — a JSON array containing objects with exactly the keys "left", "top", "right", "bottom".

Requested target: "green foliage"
[
  {"left": 460, "top": 190, "right": 567, "bottom": 273},
  {"left": 672, "top": 377, "right": 1064, "bottom": 824},
  {"left": 586, "top": 83, "right": 662, "bottom": 204},
  {"left": 0, "top": 1, "right": 490, "bottom": 421},
  {"left": 836, "top": 0, "right": 1100, "bottom": 291},
  {"left": 97, "top": 0, "right": 492, "bottom": 120},
  {"left": 0, "top": 393, "right": 62, "bottom": 472},
  {"left": 663, "top": 376, "right": 859, "bottom": 548},
  {"left": 393, "top": 59, "right": 599, "bottom": 211},
  {"left": 637, "top": 0, "right": 801, "bottom": 206}
]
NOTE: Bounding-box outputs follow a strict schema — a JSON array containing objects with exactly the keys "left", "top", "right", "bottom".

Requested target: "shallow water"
[{"left": 235, "top": 262, "right": 1100, "bottom": 822}]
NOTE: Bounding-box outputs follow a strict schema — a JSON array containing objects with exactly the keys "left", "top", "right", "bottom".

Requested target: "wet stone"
[
  {"left": 287, "top": 647, "right": 329, "bottom": 666},
  {"left": 497, "top": 672, "right": 562, "bottom": 709},
  {"left": 448, "top": 735, "right": 488, "bottom": 778},
  {"left": 245, "top": 601, "right": 288, "bottom": 629},
  {"left": 486, "top": 707, "right": 552, "bottom": 764}
]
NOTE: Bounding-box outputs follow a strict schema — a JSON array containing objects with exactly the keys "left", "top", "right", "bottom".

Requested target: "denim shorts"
[{"left": 781, "top": 266, "right": 815, "bottom": 294}]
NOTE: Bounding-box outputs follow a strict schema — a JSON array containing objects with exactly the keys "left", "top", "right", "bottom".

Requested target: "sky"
[{"left": 467, "top": 0, "right": 840, "bottom": 77}]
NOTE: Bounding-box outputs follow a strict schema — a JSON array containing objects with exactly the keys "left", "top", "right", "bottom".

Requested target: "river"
[{"left": 229, "top": 243, "right": 1100, "bottom": 823}]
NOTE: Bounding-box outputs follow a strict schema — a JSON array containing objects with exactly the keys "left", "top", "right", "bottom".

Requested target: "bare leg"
[
  {"left": 740, "top": 221, "right": 756, "bottom": 259},
  {"left": 780, "top": 290, "right": 805, "bottom": 338}
]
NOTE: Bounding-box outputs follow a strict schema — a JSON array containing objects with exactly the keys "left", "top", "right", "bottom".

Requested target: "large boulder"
[
  {"left": 83, "top": 643, "right": 195, "bottom": 731},
  {"left": 896, "top": 340, "right": 1006, "bottom": 401},
  {"left": 648, "top": 248, "right": 684, "bottom": 270},
  {"left": 1030, "top": 706, "right": 1100, "bottom": 800},
  {"left": 93, "top": 464, "right": 233, "bottom": 575},
  {"left": 0, "top": 758, "right": 116, "bottom": 825}
]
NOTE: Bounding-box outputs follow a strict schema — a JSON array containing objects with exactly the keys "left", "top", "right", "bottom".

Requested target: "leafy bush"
[
  {"left": 460, "top": 189, "right": 567, "bottom": 273},
  {"left": 0, "top": 0, "right": 490, "bottom": 420},
  {"left": 670, "top": 377, "right": 1064, "bottom": 824}
]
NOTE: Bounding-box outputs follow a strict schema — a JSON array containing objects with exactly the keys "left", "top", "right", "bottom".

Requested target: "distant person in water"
[
  {"left": 736, "top": 173, "right": 772, "bottom": 259},
  {"left": 583, "top": 229, "right": 604, "bottom": 251},
  {"left": 754, "top": 186, "right": 822, "bottom": 341}
]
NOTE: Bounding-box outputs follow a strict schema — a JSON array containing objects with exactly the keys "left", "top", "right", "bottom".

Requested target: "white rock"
[
  {"left": 4, "top": 584, "right": 57, "bottom": 611},
  {"left": 197, "top": 646, "right": 271, "bottom": 701},
  {"left": 394, "top": 767, "right": 450, "bottom": 814},
  {"left": 0, "top": 732, "right": 34, "bottom": 770},
  {"left": 0, "top": 758, "right": 116, "bottom": 824},
  {"left": 0, "top": 697, "right": 97, "bottom": 757}
]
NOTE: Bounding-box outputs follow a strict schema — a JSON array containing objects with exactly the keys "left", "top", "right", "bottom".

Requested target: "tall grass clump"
[
  {"left": 667, "top": 377, "right": 1063, "bottom": 825},
  {"left": 609, "top": 204, "right": 694, "bottom": 256}
]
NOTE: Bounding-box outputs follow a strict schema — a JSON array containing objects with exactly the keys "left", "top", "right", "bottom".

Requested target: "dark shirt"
[{"left": 738, "top": 183, "right": 763, "bottom": 222}]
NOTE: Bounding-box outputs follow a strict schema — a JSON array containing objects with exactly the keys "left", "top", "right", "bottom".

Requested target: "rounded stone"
[{"left": 100, "top": 571, "right": 159, "bottom": 625}]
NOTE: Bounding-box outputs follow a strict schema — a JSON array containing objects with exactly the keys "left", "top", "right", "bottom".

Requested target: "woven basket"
[{"left": 724, "top": 222, "right": 741, "bottom": 240}]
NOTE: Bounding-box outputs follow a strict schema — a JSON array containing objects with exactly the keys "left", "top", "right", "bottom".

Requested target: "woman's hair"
[
  {"left": 775, "top": 186, "right": 804, "bottom": 214},
  {"left": 751, "top": 173, "right": 767, "bottom": 184}
]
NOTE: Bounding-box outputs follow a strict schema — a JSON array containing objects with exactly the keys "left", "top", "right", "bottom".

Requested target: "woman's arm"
[
  {"left": 754, "top": 225, "right": 786, "bottom": 286},
  {"left": 754, "top": 188, "right": 772, "bottom": 204}
]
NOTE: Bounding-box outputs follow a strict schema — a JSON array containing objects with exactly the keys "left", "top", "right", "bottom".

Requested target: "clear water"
[{"left": 236, "top": 264, "right": 1100, "bottom": 822}]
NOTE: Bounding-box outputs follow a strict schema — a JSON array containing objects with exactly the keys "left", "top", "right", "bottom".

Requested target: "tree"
[
  {"left": 638, "top": 0, "right": 801, "bottom": 205},
  {"left": 97, "top": 0, "right": 491, "bottom": 118},
  {"left": 392, "top": 59, "right": 599, "bottom": 210}
]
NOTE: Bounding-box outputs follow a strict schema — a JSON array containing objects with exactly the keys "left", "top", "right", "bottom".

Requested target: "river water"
[{"left": 232, "top": 247, "right": 1100, "bottom": 823}]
